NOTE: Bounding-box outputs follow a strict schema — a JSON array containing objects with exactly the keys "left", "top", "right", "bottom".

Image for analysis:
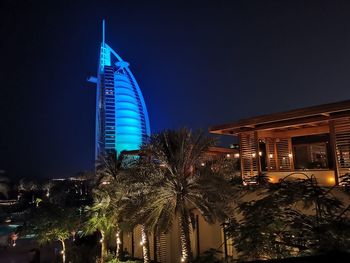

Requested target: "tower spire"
[{"left": 102, "top": 19, "right": 105, "bottom": 46}]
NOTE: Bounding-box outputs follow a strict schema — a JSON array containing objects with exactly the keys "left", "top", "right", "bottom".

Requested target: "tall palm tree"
[
  {"left": 120, "top": 163, "right": 155, "bottom": 263},
  {"left": 87, "top": 150, "right": 129, "bottom": 261},
  {"left": 138, "top": 128, "right": 233, "bottom": 263},
  {"left": 84, "top": 190, "right": 116, "bottom": 263},
  {"left": 95, "top": 149, "right": 125, "bottom": 182}
]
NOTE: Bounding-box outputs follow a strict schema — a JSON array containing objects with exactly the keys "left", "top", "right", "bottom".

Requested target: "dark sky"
[{"left": 1, "top": 0, "right": 350, "bottom": 179}]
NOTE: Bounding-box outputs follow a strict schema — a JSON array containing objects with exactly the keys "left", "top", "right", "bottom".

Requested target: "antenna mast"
[{"left": 102, "top": 19, "right": 105, "bottom": 46}]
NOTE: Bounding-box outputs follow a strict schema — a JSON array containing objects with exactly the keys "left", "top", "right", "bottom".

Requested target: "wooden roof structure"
[
  {"left": 122, "top": 146, "right": 237, "bottom": 158},
  {"left": 209, "top": 100, "right": 350, "bottom": 136}
]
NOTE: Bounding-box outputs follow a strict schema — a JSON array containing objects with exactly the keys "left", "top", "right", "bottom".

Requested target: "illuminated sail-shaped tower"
[{"left": 89, "top": 21, "right": 151, "bottom": 157}]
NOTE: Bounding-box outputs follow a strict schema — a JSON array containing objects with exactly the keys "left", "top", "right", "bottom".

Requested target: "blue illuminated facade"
[{"left": 90, "top": 21, "right": 151, "bottom": 157}]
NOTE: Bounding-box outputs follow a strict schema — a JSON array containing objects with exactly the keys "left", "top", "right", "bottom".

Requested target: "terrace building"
[{"left": 210, "top": 100, "right": 350, "bottom": 186}]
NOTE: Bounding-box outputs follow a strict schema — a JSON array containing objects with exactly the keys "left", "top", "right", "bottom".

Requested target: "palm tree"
[
  {"left": 137, "top": 128, "right": 233, "bottom": 263},
  {"left": 97, "top": 150, "right": 154, "bottom": 263},
  {"left": 119, "top": 164, "right": 154, "bottom": 263},
  {"left": 84, "top": 150, "right": 131, "bottom": 262},
  {"left": 94, "top": 150, "right": 129, "bottom": 259},
  {"left": 95, "top": 149, "right": 126, "bottom": 182},
  {"left": 84, "top": 190, "right": 116, "bottom": 263}
]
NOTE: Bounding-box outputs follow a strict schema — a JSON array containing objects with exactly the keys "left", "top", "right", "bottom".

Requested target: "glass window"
[
  {"left": 292, "top": 134, "right": 332, "bottom": 170},
  {"left": 293, "top": 143, "right": 328, "bottom": 169}
]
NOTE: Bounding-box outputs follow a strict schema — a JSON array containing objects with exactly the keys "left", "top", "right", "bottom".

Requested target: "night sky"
[{"left": 1, "top": 0, "right": 350, "bottom": 179}]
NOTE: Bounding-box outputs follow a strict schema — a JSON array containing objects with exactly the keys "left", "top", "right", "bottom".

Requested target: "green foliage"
[
  {"left": 193, "top": 248, "right": 223, "bottom": 263},
  {"left": 24, "top": 202, "right": 79, "bottom": 245},
  {"left": 225, "top": 176, "right": 350, "bottom": 261},
  {"left": 83, "top": 190, "right": 116, "bottom": 236},
  {"left": 105, "top": 260, "right": 141, "bottom": 263},
  {"left": 66, "top": 243, "right": 99, "bottom": 263},
  {"left": 101, "top": 252, "right": 142, "bottom": 263}
]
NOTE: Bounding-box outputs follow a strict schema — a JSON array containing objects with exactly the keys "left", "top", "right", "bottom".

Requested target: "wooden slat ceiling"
[{"left": 209, "top": 100, "right": 350, "bottom": 135}]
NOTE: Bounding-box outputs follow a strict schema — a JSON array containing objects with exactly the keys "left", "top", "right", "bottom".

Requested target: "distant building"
[{"left": 89, "top": 20, "right": 151, "bottom": 158}]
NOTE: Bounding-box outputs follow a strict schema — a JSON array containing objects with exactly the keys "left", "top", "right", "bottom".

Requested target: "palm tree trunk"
[
  {"left": 141, "top": 225, "right": 151, "bottom": 263},
  {"left": 59, "top": 239, "right": 66, "bottom": 263},
  {"left": 178, "top": 214, "right": 192, "bottom": 263},
  {"left": 116, "top": 229, "right": 122, "bottom": 259},
  {"left": 100, "top": 230, "right": 106, "bottom": 263}
]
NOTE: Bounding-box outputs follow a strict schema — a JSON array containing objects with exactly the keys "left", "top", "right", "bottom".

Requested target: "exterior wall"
[
  {"left": 196, "top": 213, "right": 224, "bottom": 257},
  {"left": 266, "top": 170, "right": 336, "bottom": 186},
  {"left": 122, "top": 214, "right": 228, "bottom": 263}
]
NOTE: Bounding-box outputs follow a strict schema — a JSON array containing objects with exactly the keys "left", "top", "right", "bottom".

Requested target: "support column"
[
  {"left": 254, "top": 131, "right": 262, "bottom": 176},
  {"left": 288, "top": 137, "right": 294, "bottom": 171},
  {"left": 274, "top": 139, "right": 279, "bottom": 171},
  {"left": 238, "top": 134, "right": 244, "bottom": 179},
  {"left": 329, "top": 120, "right": 340, "bottom": 185}
]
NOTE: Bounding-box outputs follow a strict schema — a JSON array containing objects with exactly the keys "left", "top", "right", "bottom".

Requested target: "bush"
[{"left": 193, "top": 248, "right": 223, "bottom": 263}]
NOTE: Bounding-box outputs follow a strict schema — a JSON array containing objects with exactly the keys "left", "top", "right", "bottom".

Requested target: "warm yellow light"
[
  {"left": 234, "top": 153, "right": 240, "bottom": 158},
  {"left": 269, "top": 177, "right": 274, "bottom": 182},
  {"left": 252, "top": 153, "right": 256, "bottom": 158},
  {"left": 288, "top": 153, "right": 293, "bottom": 158},
  {"left": 140, "top": 241, "right": 144, "bottom": 246},
  {"left": 226, "top": 154, "right": 231, "bottom": 158},
  {"left": 328, "top": 177, "right": 335, "bottom": 183},
  {"left": 99, "top": 238, "right": 103, "bottom": 243},
  {"left": 259, "top": 151, "right": 262, "bottom": 156},
  {"left": 269, "top": 154, "right": 273, "bottom": 158},
  {"left": 181, "top": 257, "right": 185, "bottom": 262},
  {"left": 200, "top": 162, "right": 205, "bottom": 167}
]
